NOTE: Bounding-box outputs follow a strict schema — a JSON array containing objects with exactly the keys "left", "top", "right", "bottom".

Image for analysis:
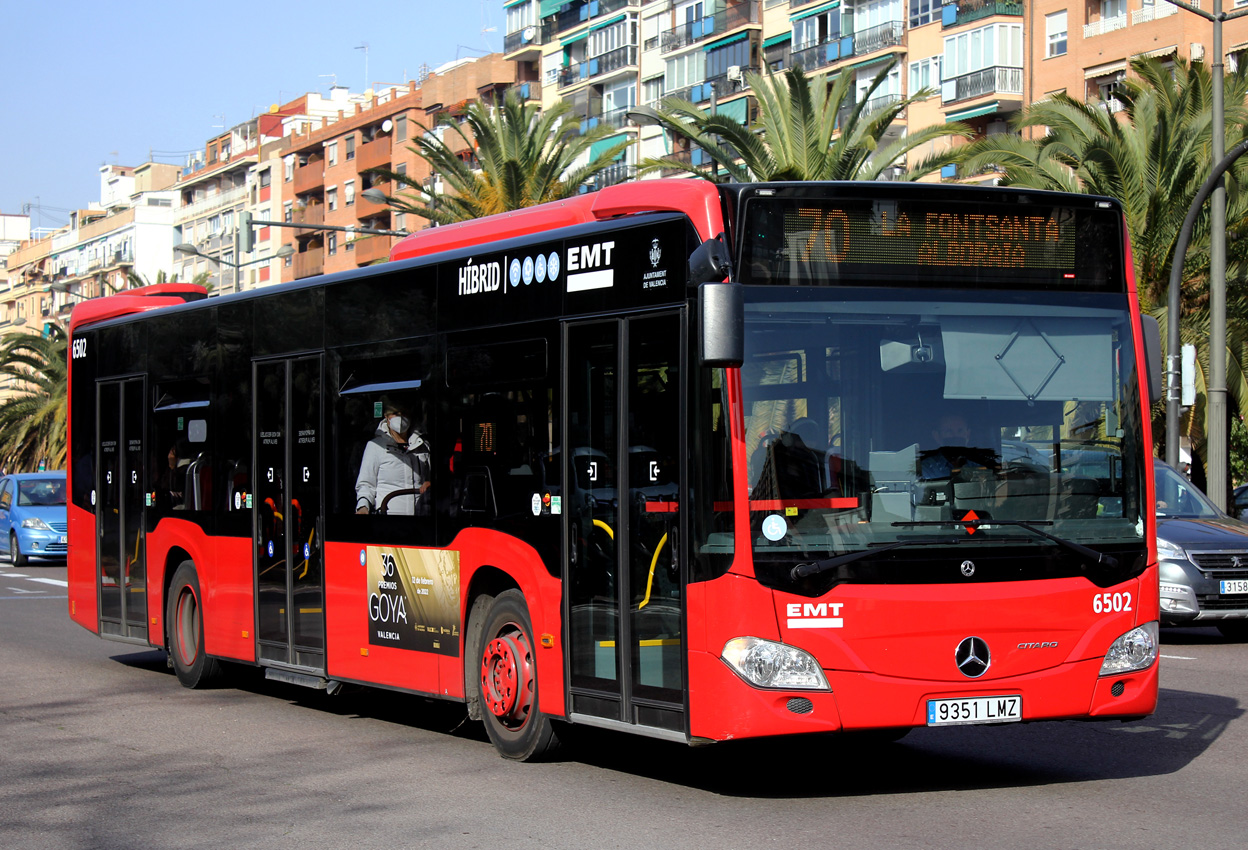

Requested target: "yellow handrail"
[{"left": 638, "top": 532, "right": 668, "bottom": 610}]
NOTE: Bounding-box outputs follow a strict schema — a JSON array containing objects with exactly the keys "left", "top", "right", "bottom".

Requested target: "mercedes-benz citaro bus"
[{"left": 66, "top": 180, "right": 1163, "bottom": 760}]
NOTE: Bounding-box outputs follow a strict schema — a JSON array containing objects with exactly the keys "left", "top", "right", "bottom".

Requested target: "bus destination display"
[{"left": 739, "top": 195, "right": 1122, "bottom": 289}]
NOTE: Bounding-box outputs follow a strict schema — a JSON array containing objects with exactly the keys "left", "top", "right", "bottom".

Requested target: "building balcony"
[
  {"left": 355, "top": 182, "right": 390, "bottom": 218},
  {"left": 792, "top": 35, "right": 852, "bottom": 72},
  {"left": 351, "top": 234, "right": 391, "bottom": 265},
  {"left": 942, "top": 65, "right": 1023, "bottom": 104},
  {"left": 942, "top": 0, "right": 1023, "bottom": 28},
  {"left": 294, "top": 247, "right": 323, "bottom": 280},
  {"left": 293, "top": 160, "right": 325, "bottom": 196},
  {"left": 555, "top": 45, "right": 639, "bottom": 89},
  {"left": 504, "top": 20, "right": 552, "bottom": 60},
  {"left": 356, "top": 136, "right": 392, "bottom": 172},
  {"left": 583, "top": 104, "right": 635, "bottom": 132},
  {"left": 661, "top": 1, "right": 759, "bottom": 54},
  {"left": 291, "top": 203, "right": 325, "bottom": 228},
  {"left": 657, "top": 147, "right": 715, "bottom": 176},
  {"left": 852, "top": 21, "right": 905, "bottom": 57},
  {"left": 175, "top": 184, "right": 248, "bottom": 225},
  {"left": 1083, "top": 13, "right": 1127, "bottom": 38},
  {"left": 585, "top": 162, "right": 635, "bottom": 192},
  {"left": 1132, "top": 0, "right": 1183, "bottom": 24}
]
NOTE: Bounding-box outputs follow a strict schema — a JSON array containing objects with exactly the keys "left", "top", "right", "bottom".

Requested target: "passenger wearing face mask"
[{"left": 355, "top": 404, "right": 432, "bottom": 515}]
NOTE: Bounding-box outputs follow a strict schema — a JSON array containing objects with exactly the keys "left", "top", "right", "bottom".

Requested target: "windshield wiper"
[
  {"left": 892, "top": 520, "right": 1119, "bottom": 570},
  {"left": 791, "top": 537, "right": 966, "bottom": 580}
]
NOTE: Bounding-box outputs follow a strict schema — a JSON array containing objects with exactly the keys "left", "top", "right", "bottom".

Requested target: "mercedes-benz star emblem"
[
  {"left": 955, "top": 636, "right": 991, "bottom": 678},
  {"left": 960, "top": 559, "right": 976, "bottom": 577}
]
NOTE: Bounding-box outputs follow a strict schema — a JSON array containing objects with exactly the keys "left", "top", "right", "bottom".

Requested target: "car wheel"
[
  {"left": 1216, "top": 620, "right": 1248, "bottom": 642},
  {"left": 166, "top": 560, "right": 223, "bottom": 688},
  {"left": 9, "top": 532, "right": 27, "bottom": 567},
  {"left": 477, "top": 589, "right": 560, "bottom": 761}
]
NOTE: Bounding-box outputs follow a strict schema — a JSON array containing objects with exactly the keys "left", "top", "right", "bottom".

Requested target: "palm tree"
[
  {"left": 369, "top": 90, "right": 634, "bottom": 225},
  {"left": 961, "top": 56, "right": 1248, "bottom": 467},
  {"left": 635, "top": 62, "right": 968, "bottom": 182},
  {"left": 0, "top": 325, "right": 68, "bottom": 472},
  {"left": 127, "top": 269, "right": 212, "bottom": 292}
]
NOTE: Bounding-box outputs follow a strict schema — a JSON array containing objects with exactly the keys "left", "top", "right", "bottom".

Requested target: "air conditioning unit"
[
  {"left": 1192, "top": 42, "right": 1205, "bottom": 61},
  {"left": 726, "top": 65, "right": 743, "bottom": 83}
]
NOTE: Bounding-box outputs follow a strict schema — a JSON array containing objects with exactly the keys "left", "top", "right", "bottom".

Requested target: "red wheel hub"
[{"left": 480, "top": 628, "right": 534, "bottom": 729}]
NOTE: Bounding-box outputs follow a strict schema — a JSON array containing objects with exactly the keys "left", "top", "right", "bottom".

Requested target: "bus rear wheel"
[
  {"left": 166, "top": 561, "right": 223, "bottom": 688},
  {"left": 478, "top": 589, "right": 559, "bottom": 760}
]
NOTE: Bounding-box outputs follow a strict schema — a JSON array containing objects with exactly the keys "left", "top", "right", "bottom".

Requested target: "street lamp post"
[{"left": 174, "top": 241, "right": 294, "bottom": 271}]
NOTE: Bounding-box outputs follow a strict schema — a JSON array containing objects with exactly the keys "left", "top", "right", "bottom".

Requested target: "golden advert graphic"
[{"left": 365, "top": 545, "right": 460, "bottom": 656}]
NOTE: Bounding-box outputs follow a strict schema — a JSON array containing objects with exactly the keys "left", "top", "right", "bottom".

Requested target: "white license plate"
[
  {"left": 927, "top": 695, "right": 1022, "bottom": 726},
  {"left": 1221, "top": 579, "right": 1248, "bottom": 594},
  {"left": 59, "top": 536, "right": 67, "bottom": 545}
]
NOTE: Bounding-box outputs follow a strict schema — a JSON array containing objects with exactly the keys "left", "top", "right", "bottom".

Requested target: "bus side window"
[{"left": 332, "top": 341, "right": 435, "bottom": 526}]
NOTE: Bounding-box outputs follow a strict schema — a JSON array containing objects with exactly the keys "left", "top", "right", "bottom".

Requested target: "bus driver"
[{"left": 355, "top": 403, "right": 432, "bottom": 516}]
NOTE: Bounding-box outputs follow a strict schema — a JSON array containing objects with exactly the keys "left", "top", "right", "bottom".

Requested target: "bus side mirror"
[
  {"left": 688, "top": 234, "right": 732, "bottom": 287},
  {"left": 700, "top": 282, "right": 743, "bottom": 368},
  {"left": 1140, "top": 314, "right": 1162, "bottom": 404}
]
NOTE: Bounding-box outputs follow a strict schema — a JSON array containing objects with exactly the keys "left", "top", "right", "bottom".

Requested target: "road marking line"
[
  {"left": 2, "top": 573, "right": 29, "bottom": 578},
  {"left": 0, "top": 595, "right": 67, "bottom": 600},
  {"left": 1161, "top": 654, "right": 1197, "bottom": 660},
  {"left": 26, "top": 577, "right": 68, "bottom": 587}
]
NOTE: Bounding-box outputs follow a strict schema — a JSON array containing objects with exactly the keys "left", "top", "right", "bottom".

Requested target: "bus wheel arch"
[
  {"left": 463, "top": 565, "right": 518, "bottom": 721},
  {"left": 475, "top": 588, "right": 560, "bottom": 760},
  {"left": 166, "top": 559, "right": 223, "bottom": 688}
]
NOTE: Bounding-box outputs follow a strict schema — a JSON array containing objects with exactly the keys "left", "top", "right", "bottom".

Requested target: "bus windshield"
[{"left": 736, "top": 286, "right": 1147, "bottom": 589}]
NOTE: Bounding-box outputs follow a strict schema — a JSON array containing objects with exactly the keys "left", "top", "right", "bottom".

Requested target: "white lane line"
[
  {"left": 1, "top": 573, "right": 29, "bottom": 578},
  {"left": 1161, "top": 654, "right": 1197, "bottom": 660},
  {"left": 26, "top": 577, "right": 68, "bottom": 587}
]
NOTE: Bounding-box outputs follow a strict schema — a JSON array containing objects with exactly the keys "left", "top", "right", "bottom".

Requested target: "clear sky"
[{"left": 0, "top": 1, "right": 502, "bottom": 233}]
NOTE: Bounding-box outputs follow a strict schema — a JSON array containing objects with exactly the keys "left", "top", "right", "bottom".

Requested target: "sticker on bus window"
[{"left": 762, "top": 514, "right": 787, "bottom": 541}]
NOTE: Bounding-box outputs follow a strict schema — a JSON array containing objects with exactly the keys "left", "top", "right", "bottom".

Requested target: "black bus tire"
[
  {"left": 166, "top": 560, "right": 223, "bottom": 688},
  {"left": 477, "top": 589, "right": 560, "bottom": 761}
]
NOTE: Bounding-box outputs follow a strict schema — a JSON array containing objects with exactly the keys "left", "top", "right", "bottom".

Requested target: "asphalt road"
[{"left": 2, "top": 560, "right": 1246, "bottom": 850}]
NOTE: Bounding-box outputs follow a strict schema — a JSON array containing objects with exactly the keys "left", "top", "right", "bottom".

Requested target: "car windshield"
[
  {"left": 730, "top": 286, "right": 1148, "bottom": 587},
  {"left": 17, "top": 479, "right": 66, "bottom": 507},
  {"left": 1154, "top": 462, "right": 1222, "bottom": 519}
]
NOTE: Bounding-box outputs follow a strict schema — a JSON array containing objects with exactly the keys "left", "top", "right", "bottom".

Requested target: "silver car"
[{"left": 1156, "top": 460, "right": 1248, "bottom": 640}]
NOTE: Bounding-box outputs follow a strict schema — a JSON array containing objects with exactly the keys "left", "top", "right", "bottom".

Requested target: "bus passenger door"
[
  {"left": 565, "top": 312, "right": 686, "bottom": 738},
  {"left": 96, "top": 377, "right": 148, "bottom": 642},
  {"left": 253, "top": 356, "right": 325, "bottom": 671}
]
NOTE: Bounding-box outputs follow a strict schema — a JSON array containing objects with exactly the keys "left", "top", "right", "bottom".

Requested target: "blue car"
[{"left": 0, "top": 473, "right": 68, "bottom": 566}]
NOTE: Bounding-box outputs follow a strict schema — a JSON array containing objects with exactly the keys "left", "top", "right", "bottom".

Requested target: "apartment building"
[
  {"left": 2, "top": 163, "right": 180, "bottom": 337},
  {"left": 503, "top": 0, "right": 1248, "bottom": 184},
  {"left": 279, "top": 54, "right": 517, "bottom": 282}
]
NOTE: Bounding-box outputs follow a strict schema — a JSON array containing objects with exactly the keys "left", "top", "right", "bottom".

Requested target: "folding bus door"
[
  {"left": 253, "top": 356, "right": 325, "bottom": 671},
  {"left": 565, "top": 312, "right": 687, "bottom": 738},
  {"left": 97, "top": 377, "right": 148, "bottom": 642}
]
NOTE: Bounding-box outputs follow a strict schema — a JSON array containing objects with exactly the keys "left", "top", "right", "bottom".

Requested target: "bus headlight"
[
  {"left": 721, "top": 636, "right": 830, "bottom": 691},
  {"left": 1099, "top": 622, "right": 1159, "bottom": 676}
]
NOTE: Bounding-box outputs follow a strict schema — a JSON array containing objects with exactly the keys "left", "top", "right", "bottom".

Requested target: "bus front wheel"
[
  {"left": 477, "top": 589, "right": 559, "bottom": 760},
  {"left": 166, "top": 561, "right": 223, "bottom": 688}
]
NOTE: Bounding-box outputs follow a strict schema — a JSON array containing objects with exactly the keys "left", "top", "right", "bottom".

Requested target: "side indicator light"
[{"left": 540, "top": 633, "right": 554, "bottom": 648}]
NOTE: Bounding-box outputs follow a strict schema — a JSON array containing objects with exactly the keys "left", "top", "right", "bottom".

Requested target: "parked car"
[
  {"left": 0, "top": 472, "right": 68, "bottom": 566},
  {"left": 1156, "top": 460, "right": 1248, "bottom": 640},
  {"left": 1232, "top": 483, "right": 1248, "bottom": 521}
]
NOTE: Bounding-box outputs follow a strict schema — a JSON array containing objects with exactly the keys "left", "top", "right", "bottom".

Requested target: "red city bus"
[{"left": 66, "top": 180, "right": 1162, "bottom": 760}]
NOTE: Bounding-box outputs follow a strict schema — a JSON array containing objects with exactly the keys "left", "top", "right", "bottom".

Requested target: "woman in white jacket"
[{"left": 354, "top": 407, "right": 432, "bottom": 515}]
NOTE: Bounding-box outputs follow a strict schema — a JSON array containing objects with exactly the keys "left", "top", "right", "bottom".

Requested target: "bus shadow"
[
  {"left": 554, "top": 686, "right": 1240, "bottom": 798},
  {"left": 106, "top": 650, "right": 1236, "bottom": 797}
]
